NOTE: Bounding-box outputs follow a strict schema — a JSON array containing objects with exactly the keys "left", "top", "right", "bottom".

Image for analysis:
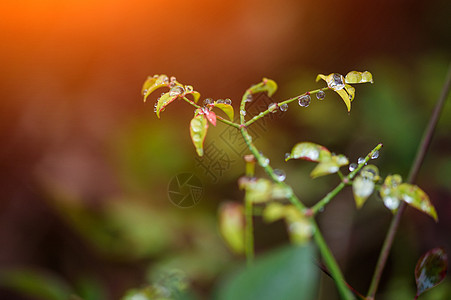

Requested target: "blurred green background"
[{"left": 0, "top": 0, "right": 450, "bottom": 299}]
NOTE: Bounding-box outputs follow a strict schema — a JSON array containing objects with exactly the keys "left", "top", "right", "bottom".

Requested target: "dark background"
[{"left": 1, "top": 0, "right": 450, "bottom": 299}]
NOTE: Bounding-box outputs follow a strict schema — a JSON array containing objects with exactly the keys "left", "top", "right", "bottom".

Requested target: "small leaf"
[
  {"left": 189, "top": 110, "right": 208, "bottom": 156},
  {"left": 247, "top": 78, "right": 278, "bottom": 97},
  {"left": 214, "top": 102, "right": 235, "bottom": 121},
  {"left": 217, "top": 244, "right": 318, "bottom": 300},
  {"left": 380, "top": 174, "right": 403, "bottom": 212},
  {"left": 186, "top": 91, "right": 201, "bottom": 103},
  {"left": 352, "top": 176, "right": 375, "bottom": 209},
  {"left": 219, "top": 202, "right": 245, "bottom": 254},
  {"left": 263, "top": 202, "right": 287, "bottom": 223},
  {"left": 205, "top": 110, "right": 217, "bottom": 126},
  {"left": 415, "top": 248, "right": 448, "bottom": 298},
  {"left": 155, "top": 92, "right": 177, "bottom": 118},
  {"left": 142, "top": 74, "right": 169, "bottom": 102},
  {"left": 243, "top": 178, "right": 273, "bottom": 203},
  {"left": 397, "top": 183, "right": 438, "bottom": 221},
  {"left": 285, "top": 142, "right": 331, "bottom": 162},
  {"left": 344, "top": 71, "right": 374, "bottom": 84},
  {"left": 286, "top": 218, "right": 313, "bottom": 245},
  {"left": 310, "top": 154, "right": 348, "bottom": 178}
]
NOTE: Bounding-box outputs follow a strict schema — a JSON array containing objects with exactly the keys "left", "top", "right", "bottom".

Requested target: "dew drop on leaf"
[
  {"left": 216, "top": 99, "right": 225, "bottom": 104},
  {"left": 143, "top": 89, "right": 148, "bottom": 96},
  {"left": 371, "top": 150, "right": 380, "bottom": 159},
  {"left": 358, "top": 157, "right": 365, "bottom": 164},
  {"left": 273, "top": 169, "right": 286, "bottom": 182},
  {"left": 316, "top": 90, "right": 326, "bottom": 100},
  {"left": 169, "top": 86, "right": 184, "bottom": 97},
  {"left": 224, "top": 98, "right": 232, "bottom": 105},
  {"left": 203, "top": 98, "right": 213, "bottom": 105},
  {"left": 329, "top": 74, "right": 345, "bottom": 90},
  {"left": 383, "top": 196, "right": 400, "bottom": 210},
  {"left": 279, "top": 103, "right": 288, "bottom": 112},
  {"left": 349, "top": 163, "right": 357, "bottom": 172},
  {"left": 298, "top": 95, "right": 311, "bottom": 107}
]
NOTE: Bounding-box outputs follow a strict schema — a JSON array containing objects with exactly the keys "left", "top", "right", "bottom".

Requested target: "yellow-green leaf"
[
  {"left": 335, "top": 88, "right": 352, "bottom": 112},
  {"left": 155, "top": 92, "right": 177, "bottom": 118},
  {"left": 310, "top": 154, "right": 348, "bottom": 178},
  {"left": 345, "top": 84, "right": 355, "bottom": 102},
  {"left": 243, "top": 178, "right": 273, "bottom": 203},
  {"left": 285, "top": 142, "right": 331, "bottom": 162},
  {"left": 263, "top": 203, "right": 287, "bottom": 223},
  {"left": 190, "top": 110, "right": 208, "bottom": 156},
  {"left": 214, "top": 103, "right": 234, "bottom": 121},
  {"left": 186, "top": 91, "right": 201, "bottom": 103},
  {"left": 247, "top": 78, "right": 278, "bottom": 97},
  {"left": 398, "top": 183, "right": 438, "bottom": 221},
  {"left": 219, "top": 202, "right": 245, "bottom": 254},
  {"left": 345, "top": 71, "right": 374, "bottom": 84},
  {"left": 142, "top": 74, "right": 169, "bottom": 102}
]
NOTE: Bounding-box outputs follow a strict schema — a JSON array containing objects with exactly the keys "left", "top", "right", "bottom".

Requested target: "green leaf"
[
  {"left": 0, "top": 269, "right": 73, "bottom": 300},
  {"left": 219, "top": 202, "right": 245, "bottom": 254},
  {"left": 155, "top": 92, "right": 178, "bottom": 118},
  {"left": 285, "top": 142, "right": 331, "bottom": 162},
  {"left": 345, "top": 71, "right": 373, "bottom": 84},
  {"left": 352, "top": 176, "right": 375, "bottom": 209},
  {"left": 189, "top": 110, "right": 208, "bottom": 156},
  {"left": 415, "top": 248, "right": 448, "bottom": 298},
  {"left": 310, "top": 154, "right": 348, "bottom": 178},
  {"left": 142, "top": 74, "right": 169, "bottom": 102},
  {"left": 247, "top": 78, "right": 278, "bottom": 97},
  {"left": 262, "top": 202, "right": 287, "bottom": 223},
  {"left": 214, "top": 103, "right": 234, "bottom": 121},
  {"left": 397, "top": 183, "right": 438, "bottom": 221},
  {"left": 217, "top": 244, "right": 318, "bottom": 300},
  {"left": 186, "top": 91, "right": 201, "bottom": 103}
]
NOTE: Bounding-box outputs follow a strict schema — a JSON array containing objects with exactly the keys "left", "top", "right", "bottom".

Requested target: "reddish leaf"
[
  {"left": 205, "top": 110, "right": 217, "bottom": 126},
  {"left": 415, "top": 248, "right": 448, "bottom": 298}
]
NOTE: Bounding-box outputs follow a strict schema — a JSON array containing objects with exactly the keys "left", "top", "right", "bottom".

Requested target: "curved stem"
[
  {"left": 311, "top": 144, "right": 383, "bottom": 215},
  {"left": 366, "top": 62, "right": 451, "bottom": 299}
]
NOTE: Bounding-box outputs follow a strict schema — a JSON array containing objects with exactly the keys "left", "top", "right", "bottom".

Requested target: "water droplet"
[
  {"left": 192, "top": 125, "right": 201, "bottom": 133},
  {"left": 319, "top": 207, "right": 325, "bottom": 213},
  {"left": 153, "top": 74, "right": 159, "bottom": 78},
  {"left": 185, "top": 85, "right": 194, "bottom": 93},
  {"left": 203, "top": 98, "right": 213, "bottom": 105},
  {"left": 224, "top": 98, "right": 232, "bottom": 105},
  {"left": 279, "top": 103, "right": 288, "bottom": 112},
  {"left": 192, "top": 134, "right": 202, "bottom": 142},
  {"left": 273, "top": 169, "right": 286, "bottom": 182},
  {"left": 245, "top": 94, "right": 253, "bottom": 102},
  {"left": 170, "top": 76, "right": 177, "bottom": 82},
  {"left": 143, "top": 89, "right": 148, "bottom": 95},
  {"left": 169, "top": 82, "right": 176, "bottom": 88},
  {"left": 371, "top": 150, "right": 380, "bottom": 159},
  {"left": 268, "top": 103, "right": 278, "bottom": 113},
  {"left": 154, "top": 107, "right": 157, "bottom": 112},
  {"left": 260, "top": 157, "right": 270, "bottom": 167},
  {"left": 358, "top": 157, "right": 365, "bottom": 164},
  {"left": 162, "top": 76, "right": 169, "bottom": 84},
  {"left": 298, "top": 95, "right": 311, "bottom": 107},
  {"left": 169, "top": 86, "right": 184, "bottom": 97},
  {"left": 349, "top": 163, "right": 358, "bottom": 172},
  {"left": 216, "top": 99, "right": 225, "bottom": 104},
  {"left": 383, "top": 196, "right": 400, "bottom": 210},
  {"left": 240, "top": 110, "right": 246, "bottom": 116},
  {"left": 316, "top": 90, "right": 326, "bottom": 100},
  {"left": 329, "top": 74, "right": 345, "bottom": 90},
  {"left": 285, "top": 153, "right": 291, "bottom": 160}
]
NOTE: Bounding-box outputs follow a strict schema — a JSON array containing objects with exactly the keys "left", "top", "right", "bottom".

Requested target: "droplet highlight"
[
  {"left": 273, "top": 169, "right": 286, "bottom": 182},
  {"left": 371, "top": 150, "right": 380, "bottom": 159},
  {"left": 349, "top": 163, "right": 358, "bottom": 172},
  {"left": 316, "top": 90, "right": 326, "bottom": 100},
  {"left": 224, "top": 98, "right": 232, "bottom": 105},
  {"left": 358, "top": 157, "right": 365, "bottom": 164},
  {"left": 279, "top": 103, "right": 288, "bottom": 112},
  {"left": 298, "top": 95, "right": 311, "bottom": 107}
]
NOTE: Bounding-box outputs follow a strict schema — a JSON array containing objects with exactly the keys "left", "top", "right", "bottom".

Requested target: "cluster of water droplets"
[
  {"left": 298, "top": 94, "right": 311, "bottom": 107},
  {"left": 169, "top": 85, "right": 185, "bottom": 97},
  {"left": 216, "top": 98, "right": 232, "bottom": 105}
]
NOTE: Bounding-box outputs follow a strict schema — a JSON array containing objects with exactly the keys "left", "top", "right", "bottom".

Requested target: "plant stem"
[
  {"left": 366, "top": 62, "right": 451, "bottom": 300},
  {"left": 244, "top": 196, "right": 254, "bottom": 266},
  {"left": 310, "top": 144, "right": 383, "bottom": 215},
  {"left": 239, "top": 124, "right": 354, "bottom": 300}
]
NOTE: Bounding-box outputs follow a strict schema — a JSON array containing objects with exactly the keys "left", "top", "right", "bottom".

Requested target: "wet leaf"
[
  {"left": 247, "top": 78, "right": 278, "bottom": 97},
  {"left": 310, "top": 154, "right": 349, "bottom": 178},
  {"left": 190, "top": 110, "right": 208, "bottom": 156},
  {"left": 214, "top": 103, "right": 235, "bottom": 121},
  {"left": 219, "top": 202, "right": 245, "bottom": 254},
  {"left": 205, "top": 110, "right": 217, "bottom": 126},
  {"left": 186, "top": 91, "right": 201, "bottom": 103},
  {"left": 285, "top": 142, "right": 331, "bottom": 162},
  {"left": 217, "top": 244, "right": 317, "bottom": 300},
  {"left": 155, "top": 92, "right": 178, "bottom": 118},
  {"left": 415, "top": 248, "right": 448, "bottom": 298},
  {"left": 344, "top": 71, "right": 374, "bottom": 84},
  {"left": 398, "top": 183, "right": 438, "bottom": 221},
  {"left": 352, "top": 176, "right": 375, "bottom": 209},
  {"left": 335, "top": 88, "right": 352, "bottom": 111},
  {"left": 345, "top": 84, "right": 355, "bottom": 101},
  {"left": 380, "top": 175, "right": 403, "bottom": 212},
  {"left": 142, "top": 74, "right": 169, "bottom": 102}
]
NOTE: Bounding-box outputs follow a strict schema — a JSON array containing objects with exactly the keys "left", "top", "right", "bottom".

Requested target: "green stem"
[
  {"left": 310, "top": 144, "right": 383, "bottom": 215},
  {"left": 366, "top": 62, "right": 451, "bottom": 300},
  {"left": 244, "top": 196, "right": 254, "bottom": 266},
  {"left": 239, "top": 124, "right": 354, "bottom": 300}
]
